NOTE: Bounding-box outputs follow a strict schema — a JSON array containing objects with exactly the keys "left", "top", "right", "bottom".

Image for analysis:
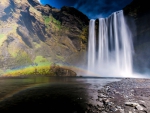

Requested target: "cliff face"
[
  {"left": 0, "top": 0, "right": 89, "bottom": 73},
  {"left": 124, "top": 0, "right": 150, "bottom": 73}
]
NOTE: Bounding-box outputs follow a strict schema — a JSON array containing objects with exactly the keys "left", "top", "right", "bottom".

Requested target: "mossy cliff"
[
  {"left": 0, "top": 0, "right": 89, "bottom": 74},
  {"left": 2, "top": 0, "right": 149, "bottom": 75}
]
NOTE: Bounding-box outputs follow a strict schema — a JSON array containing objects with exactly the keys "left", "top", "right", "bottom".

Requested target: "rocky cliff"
[
  {"left": 124, "top": 0, "right": 150, "bottom": 73},
  {"left": 0, "top": 0, "right": 89, "bottom": 74}
]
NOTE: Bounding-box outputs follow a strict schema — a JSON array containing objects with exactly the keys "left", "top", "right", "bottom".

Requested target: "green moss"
[
  {"left": 0, "top": 34, "right": 4, "bottom": 39},
  {"left": 33, "top": 42, "right": 41, "bottom": 49},
  {"left": 15, "top": 51, "right": 32, "bottom": 66},
  {"left": 43, "top": 16, "right": 51, "bottom": 24},
  {"left": 8, "top": 47, "right": 18, "bottom": 58},
  {"left": 11, "top": 52, "right": 17, "bottom": 58},
  {"left": 0, "top": 34, "right": 6, "bottom": 46},
  {"left": 51, "top": 16, "right": 61, "bottom": 29},
  {"left": 4, "top": 65, "right": 55, "bottom": 76},
  {"left": 43, "top": 16, "right": 51, "bottom": 28},
  {"left": 80, "top": 26, "right": 88, "bottom": 43},
  {"left": 34, "top": 56, "right": 47, "bottom": 63},
  {"left": 43, "top": 15, "right": 61, "bottom": 29},
  {"left": 56, "top": 55, "right": 65, "bottom": 62},
  {"left": 34, "top": 56, "right": 51, "bottom": 66}
]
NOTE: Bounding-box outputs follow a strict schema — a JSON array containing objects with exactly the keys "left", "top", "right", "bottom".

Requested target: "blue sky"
[{"left": 38, "top": 0, "right": 133, "bottom": 19}]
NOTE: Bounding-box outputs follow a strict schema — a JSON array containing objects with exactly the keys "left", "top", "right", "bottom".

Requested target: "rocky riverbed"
[{"left": 87, "top": 78, "right": 150, "bottom": 113}]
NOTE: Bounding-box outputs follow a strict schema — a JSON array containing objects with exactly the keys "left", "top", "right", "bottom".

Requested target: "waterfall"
[
  {"left": 88, "top": 19, "right": 96, "bottom": 72},
  {"left": 88, "top": 10, "right": 133, "bottom": 77}
]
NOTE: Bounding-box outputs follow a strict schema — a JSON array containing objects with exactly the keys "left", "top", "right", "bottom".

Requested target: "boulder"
[{"left": 50, "top": 65, "right": 76, "bottom": 76}]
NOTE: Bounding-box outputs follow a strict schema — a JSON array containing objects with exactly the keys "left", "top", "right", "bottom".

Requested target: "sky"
[{"left": 38, "top": 0, "right": 133, "bottom": 19}]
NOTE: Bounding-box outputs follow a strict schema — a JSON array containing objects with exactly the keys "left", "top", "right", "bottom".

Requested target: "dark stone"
[
  {"left": 50, "top": 65, "right": 77, "bottom": 76},
  {"left": 123, "top": 0, "right": 150, "bottom": 73}
]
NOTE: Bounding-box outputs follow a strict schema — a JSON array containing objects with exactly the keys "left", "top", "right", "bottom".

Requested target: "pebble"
[
  {"left": 98, "top": 102, "right": 103, "bottom": 106},
  {"left": 136, "top": 104, "right": 144, "bottom": 111},
  {"left": 119, "top": 109, "right": 125, "bottom": 113},
  {"left": 125, "top": 102, "right": 144, "bottom": 111},
  {"left": 98, "top": 93, "right": 107, "bottom": 98},
  {"left": 116, "top": 106, "right": 121, "bottom": 109}
]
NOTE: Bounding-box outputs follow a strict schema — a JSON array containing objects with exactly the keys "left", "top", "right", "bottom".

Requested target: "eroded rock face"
[
  {"left": 0, "top": 0, "right": 89, "bottom": 72},
  {"left": 123, "top": 0, "right": 150, "bottom": 73}
]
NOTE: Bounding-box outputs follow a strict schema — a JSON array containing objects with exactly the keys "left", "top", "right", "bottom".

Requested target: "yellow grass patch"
[{"left": 3, "top": 65, "right": 54, "bottom": 77}]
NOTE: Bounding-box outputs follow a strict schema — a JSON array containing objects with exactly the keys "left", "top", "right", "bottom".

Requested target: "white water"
[
  {"left": 88, "top": 19, "right": 96, "bottom": 72},
  {"left": 88, "top": 10, "right": 134, "bottom": 77}
]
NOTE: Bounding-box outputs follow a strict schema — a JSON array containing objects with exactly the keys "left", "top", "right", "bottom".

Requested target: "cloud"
[
  {"left": 37, "top": 0, "right": 41, "bottom": 4},
  {"left": 74, "top": 0, "right": 132, "bottom": 19},
  {"left": 39, "top": 0, "right": 132, "bottom": 19},
  {"left": 39, "top": 0, "right": 77, "bottom": 9}
]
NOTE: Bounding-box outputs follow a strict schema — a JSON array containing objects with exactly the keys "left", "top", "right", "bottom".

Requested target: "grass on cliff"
[
  {"left": 56, "top": 55, "right": 65, "bottom": 62},
  {"left": 34, "top": 56, "right": 47, "bottom": 63},
  {"left": 4, "top": 55, "right": 52, "bottom": 77},
  {"left": 0, "top": 34, "right": 7, "bottom": 46},
  {"left": 34, "top": 56, "right": 51, "bottom": 66},
  {"left": 43, "top": 15, "right": 61, "bottom": 29},
  {"left": 80, "top": 26, "right": 88, "bottom": 43},
  {"left": 13, "top": 51, "right": 32, "bottom": 67},
  {"left": 0, "top": 34, "right": 4, "bottom": 39},
  {"left": 1, "top": 55, "right": 53, "bottom": 77},
  {"left": 3, "top": 65, "right": 54, "bottom": 77}
]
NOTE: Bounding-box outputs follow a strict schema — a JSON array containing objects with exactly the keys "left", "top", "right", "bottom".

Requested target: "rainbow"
[{"left": 1, "top": 64, "right": 100, "bottom": 77}]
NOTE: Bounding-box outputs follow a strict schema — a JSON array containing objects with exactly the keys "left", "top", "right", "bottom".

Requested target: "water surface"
[{"left": 0, "top": 76, "right": 121, "bottom": 112}]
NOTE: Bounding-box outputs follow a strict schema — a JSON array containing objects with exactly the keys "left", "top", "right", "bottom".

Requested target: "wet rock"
[
  {"left": 136, "top": 104, "right": 144, "bottom": 111},
  {"left": 50, "top": 65, "right": 77, "bottom": 76},
  {"left": 103, "top": 99, "right": 110, "bottom": 105},
  {"left": 98, "top": 93, "right": 108, "bottom": 98},
  {"left": 116, "top": 106, "right": 121, "bottom": 109},
  {"left": 119, "top": 109, "right": 125, "bottom": 113},
  {"left": 125, "top": 102, "right": 144, "bottom": 111},
  {"left": 125, "top": 102, "right": 139, "bottom": 107},
  {"left": 101, "top": 111, "right": 107, "bottom": 113},
  {"left": 97, "top": 102, "right": 103, "bottom": 107},
  {"left": 139, "top": 104, "right": 146, "bottom": 108},
  {"left": 109, "top": 106, "right": 118, "bottom": 112}
]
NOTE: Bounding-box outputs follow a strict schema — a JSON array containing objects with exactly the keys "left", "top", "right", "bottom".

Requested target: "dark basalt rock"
[
  {"left": 50, "top": 65, "right": 77, "bottom": 76},
  {"left": 60, "top": 6, "right": 89, "bottom": 25},
  {"left": 52, "top": 6, "right": 89, "bottom": 33},
  {"left": 124, "top": 0, "right": 150, "bottom": 17},
  {"left": 124, "top": 0, "right": 150, "bottom": 73},
  {"left": 55, "top": 68, "right": 77, "bottom": 77},
  {"left": 35, "top": 4, "right": 53, "bottom": 16}
]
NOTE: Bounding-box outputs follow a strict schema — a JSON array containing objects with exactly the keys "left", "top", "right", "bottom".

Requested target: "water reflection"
[{"left": 0, "top": 77, "right": 121, "bottom": 112}]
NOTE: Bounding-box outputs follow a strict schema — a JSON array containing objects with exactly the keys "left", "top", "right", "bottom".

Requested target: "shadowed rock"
[{"left": 50, "top": 65, "right": 77, "bottom": 76}]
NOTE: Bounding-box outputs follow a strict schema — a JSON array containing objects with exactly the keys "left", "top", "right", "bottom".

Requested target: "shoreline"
[
  {"left": 0, "top": 74, "right": 147, "bottom": 79},
  {"left": 88, "top": 78, "right": 150, "bottom": 113}
]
